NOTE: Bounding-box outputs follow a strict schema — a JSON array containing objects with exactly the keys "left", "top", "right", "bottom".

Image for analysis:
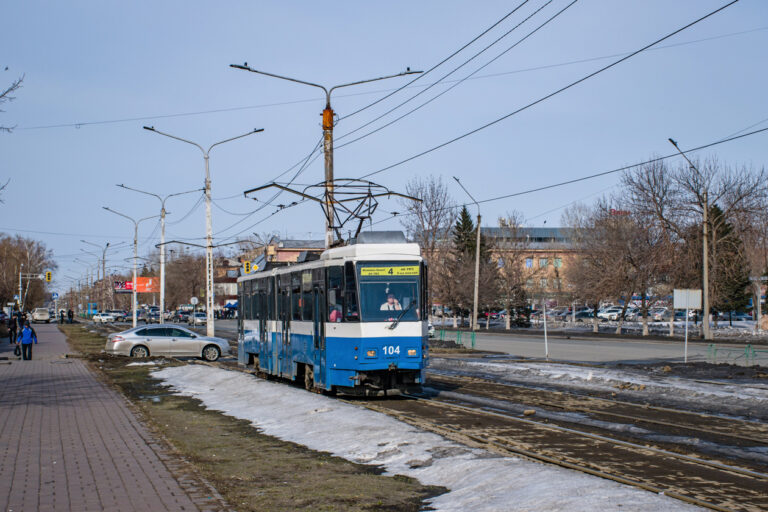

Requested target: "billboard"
[{"left": 114, "top": 277, "right": 159, "bottom": 294}]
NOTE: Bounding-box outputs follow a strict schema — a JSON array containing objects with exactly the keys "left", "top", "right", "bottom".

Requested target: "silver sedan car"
[{"left": 105, "top": 324, "right": 230, "bottom": 361}]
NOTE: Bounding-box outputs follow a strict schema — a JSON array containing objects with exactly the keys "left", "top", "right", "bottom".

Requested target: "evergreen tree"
[
  {"left": 453, "top": 206, "right": 476, "bottom": 254},
  {"left": 709, "top": 205, "right": 751, "bottom": 314}
]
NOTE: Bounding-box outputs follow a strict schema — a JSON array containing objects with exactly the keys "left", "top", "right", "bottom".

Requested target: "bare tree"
[
  {"left": 623, "top": 157, "right": 768, "bottom": 338},
  {"left": 1, "top": 72, "right": 23, "bottom": 133},
  {"left": 0, "top": 72, "right": 23, "bottom": 201},
  {"left": 400, "top": 175, "right": 457, "bottom": 321},
  {"left": 494, "top": 212, "right": 531, "bottom": 329},
  {"left": 0, "top": 233, "right": 56, "bottom": 309}
]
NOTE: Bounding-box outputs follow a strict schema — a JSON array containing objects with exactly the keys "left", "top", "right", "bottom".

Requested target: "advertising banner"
[{"left": 114, "top": 277, "right": 159, "bottom": 294}]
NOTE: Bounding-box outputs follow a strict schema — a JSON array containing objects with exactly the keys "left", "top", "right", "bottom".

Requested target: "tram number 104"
[{"left": 382, "top": 345, "right": 400, "bottom": 356}]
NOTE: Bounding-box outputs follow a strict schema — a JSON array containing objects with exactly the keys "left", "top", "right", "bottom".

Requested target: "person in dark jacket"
[
  {"left": 8, "top": 313, "right": 17, "bottom": 344},
  {"left": 59, "top": 310, "right": 65, "bottom": 324},
  {"left": 17, "top": 321, "right": 38, "bottom": 360},
  {"left": 67, "top": 309, "right": 74, "bottom": 324}
]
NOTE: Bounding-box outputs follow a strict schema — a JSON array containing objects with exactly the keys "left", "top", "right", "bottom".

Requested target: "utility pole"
[
  {"left": 143, "top": 126, "right": 263, "bottom": 336},
  {"left": 230, "top": 64, "right": 421, "bottom": 248},
  {"left": 117, "top": 185, "right": 202, "bottom": 322},
  {"left": 669, "top": 138, "right": 711, "bottom": 340},
  {"left": 79, "top": 249, "right": 102, "bottom": 307},
  {"left": 453, "top": 177, "right": 481, "bottom": 331},
  {"left": 103, "top": 207, "right": 160, "bottom": 328},
  {"left": 18, "top": 263, "right": 23, "bottom": 310},
  {"left": 81, "top": 240, "right": 116, "bottom": 313}
]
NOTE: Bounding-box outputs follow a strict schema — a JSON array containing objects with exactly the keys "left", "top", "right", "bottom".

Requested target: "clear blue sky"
[{"left": 1, "top": 0, "right": 767, "bottom": 292}]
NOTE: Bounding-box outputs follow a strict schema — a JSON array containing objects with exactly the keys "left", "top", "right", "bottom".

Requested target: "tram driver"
[{"left": 380, "top": 292, "right": 402, "bottom": 311}]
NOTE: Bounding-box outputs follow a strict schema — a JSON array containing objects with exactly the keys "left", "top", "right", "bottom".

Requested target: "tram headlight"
[
  {"left": 366, "top": 349, "right": 377, "bottom": 357},
  {"left": 408, "top": 349, "right": 417, "bottom": 356}
]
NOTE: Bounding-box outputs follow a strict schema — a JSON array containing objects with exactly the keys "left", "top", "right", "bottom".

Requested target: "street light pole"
[
  {"left": 117, "top": 184, "right": 203, "bottom": 321},
  {"left": 230, "top": 64, "right": 421, "bottom": 248},
  {"left": 103, "top": 207, "right": 161, "bottom": 328},
  {"left": 143, "top": 126, "right": 263, "bottom": 336},
  {"left": 81, "top": 240, "right": 116, "bottom": 313},
  {"left": 453, "top": 177, "right": 481, "bottom": 332},
  {"left": 669, "top": 138, "right": 711, "bottom": 340}
]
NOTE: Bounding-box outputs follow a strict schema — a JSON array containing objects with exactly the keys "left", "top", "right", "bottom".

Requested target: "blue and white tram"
[{"left": 237, "top": 235, "right": 429, "bottom": 394}]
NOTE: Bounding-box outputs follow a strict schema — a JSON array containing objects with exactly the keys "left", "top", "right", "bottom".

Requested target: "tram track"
[
  {"left": 353, "top": 394, "right": 768, "bottom": 512},
  {"left": 424, "top": 371, "right": 768, "bottom": 447},
  {"left": 190, "top": 358, "right": 768, "bottom": 510}
]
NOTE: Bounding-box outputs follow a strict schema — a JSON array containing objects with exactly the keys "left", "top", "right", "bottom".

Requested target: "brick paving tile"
[{"left": 0, "top": 324, "right": 228, "bottom": 511}]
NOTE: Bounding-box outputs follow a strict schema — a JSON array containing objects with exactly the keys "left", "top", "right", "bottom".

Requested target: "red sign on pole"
[{"left": 114, "top": 277, "right": 158, "bottom": 293}]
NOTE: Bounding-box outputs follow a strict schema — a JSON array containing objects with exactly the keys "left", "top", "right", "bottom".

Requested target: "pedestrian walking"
[
  {"left": 59, "top": 310, "right": 65, "bottom": 324},
  {"left": 16, "top": 321, "right": 38, "bottom": 360},
  {"left": 67, "top": 309, "right": 74, "bottom": 324},
  {"left": 8, "top": 313, "right": 17, "bottom": 344}
]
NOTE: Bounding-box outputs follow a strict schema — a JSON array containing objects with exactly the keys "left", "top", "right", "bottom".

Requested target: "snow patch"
[
  {"left": 431, "top": 358, "right": 768, "bottom": 404},
  {"left": 153, "top": 365, "right": 697, "bottom": 511}
]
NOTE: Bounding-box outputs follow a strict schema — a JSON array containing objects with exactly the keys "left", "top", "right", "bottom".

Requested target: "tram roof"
[{"left": 321, "top": 242, "right": 421, "bottom": 260}]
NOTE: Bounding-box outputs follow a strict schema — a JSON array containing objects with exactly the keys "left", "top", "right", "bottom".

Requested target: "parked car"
[
  {"left": 174, "top": 310, "right": 190, "bottom": 323},
  {"left": 718, "top": 311, "right": 753, "bottom": 321},
  {"left": 146, "top": 309, "right": 162, "bottom": 324},
  {"left": 573, "top": 311, "right": 595, "bottom": 322},
  {"left": 597, "top": 307, "right": 622, "bottom": 321},
  {"left": 650, "top": 308, "right": 668, "bottom": 322},
  {"left": 105, "top": 324, "right": 230, "bottom": 361},
  {"left": 92, "top": 312, "right": 116, "bottom": 323},
  {"left": 188, "top": 312, "right": 207, "bottom": 326},
  {"left": 31, "top": 308, "right": 51, "bottom": 323},
  {"left": 428, "top": 322, "right": 435, "bottom": 338},
  {"left": 105, "top": 309, "right": 127, "bottom": 322}
]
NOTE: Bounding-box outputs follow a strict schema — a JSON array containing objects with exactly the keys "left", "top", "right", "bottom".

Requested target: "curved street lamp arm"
[
  {"left": 208, "top": 128, "right": 264, "bottom": 153},
  {"left": 328, "top": 69, "right": 423, "bottom": 96},
  {"left": 229, "top": 64, "right": 328, "bottom": 95},
  {"left": 143, "top": 126, "right": 206, "bottom": 155},
  {"left": 103, "top": 206, "right": 137, "bottom": 227}
]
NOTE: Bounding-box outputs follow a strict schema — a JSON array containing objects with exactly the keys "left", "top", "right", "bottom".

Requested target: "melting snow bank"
[
  {"left": 153, "top": 365, "right": 697, "bottom": 511},
  {"left": 430, "top": 357, "right": 768, "bottom": 418}
]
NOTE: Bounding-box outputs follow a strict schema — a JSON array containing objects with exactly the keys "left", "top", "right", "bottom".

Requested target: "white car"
[
  {"left": 188, "top": 312, "right": 207, "bottom": 326},
  {"left": 105, "top": 324, "right": 230, "bottom": 361},
  {"left": 92, "top": 312, "right": 116, "bottom": 323},
  {"left": 31, "top": 308, "right": 51, "bottom": 323}
]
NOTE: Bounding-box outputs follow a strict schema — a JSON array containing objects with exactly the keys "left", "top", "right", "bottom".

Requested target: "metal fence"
[
  {"left": 707, "top": 344, "right": 768, "bottom": 366},
  {"left": 438, "top": 329, "right": 476, "bottom": 348}
]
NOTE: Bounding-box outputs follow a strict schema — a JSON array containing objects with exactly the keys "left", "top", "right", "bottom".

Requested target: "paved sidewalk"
[{"left": 0, "top": 324, "right": 211, "bottom": 511}]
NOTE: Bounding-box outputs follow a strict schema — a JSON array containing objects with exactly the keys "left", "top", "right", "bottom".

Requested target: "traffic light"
[
  {"left": 243, "top": 261, "right": 251, "bottom": 274},
  {"left": 45, "top": 271, "right": 52, "bottom": 282}
]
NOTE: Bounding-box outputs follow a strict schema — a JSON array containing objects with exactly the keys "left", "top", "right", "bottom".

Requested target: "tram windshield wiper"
[{"left": 388, "top": 301, "right": 414, "bottom": 330}]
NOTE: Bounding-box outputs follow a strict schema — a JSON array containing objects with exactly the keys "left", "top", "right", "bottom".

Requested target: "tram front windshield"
[{"left": 357, "top": 262, "right": 420, "bottom": 322}]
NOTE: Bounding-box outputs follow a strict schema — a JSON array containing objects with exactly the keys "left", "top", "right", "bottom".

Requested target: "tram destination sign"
[{"left": 360, "top": 266, "right": 419, "bottom": 277}]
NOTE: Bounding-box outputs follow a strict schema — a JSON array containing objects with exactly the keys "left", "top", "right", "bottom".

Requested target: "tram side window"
[
  {"left": 267, "top": 277, "right": 275, "bottom": 321},
  {"left": 251, "top": 280, "right": 260, "bottom": 320},
  {"left": 291, "top": 272, "right": 302, "bottom": 321},
  {"left": 344, "top": 261, "right": 359, "bottom": 322},
  {"left": 243, "top": 281, "right": 252, "bottom": 320},
  {"left": 302, "top": 270, "right": 312, "bottom": 320},
  {"left": 422, "top": 263, "right": 429, "bottom": 320},
  {"left": 328, "top": 266, "right": 343, "bottom": 322}
]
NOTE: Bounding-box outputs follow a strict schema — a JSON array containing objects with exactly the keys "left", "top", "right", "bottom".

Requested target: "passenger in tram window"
[
  {"left": 380, "top": 293, "right": 402, "bottom": 311},
  {"left": 329, "top": 305, "right": 342, "bottom": 323}
]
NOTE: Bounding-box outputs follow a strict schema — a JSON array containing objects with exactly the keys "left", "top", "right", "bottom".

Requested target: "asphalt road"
[
  {"left": 451, "top": 331, "right": 728, "bottom": 364},
  {"left": 110, "top": 319, "right": 752, "bottom": 365}
]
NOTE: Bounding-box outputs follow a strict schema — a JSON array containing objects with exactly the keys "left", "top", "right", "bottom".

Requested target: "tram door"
[
  {"left": 277, "top": 281, "right": 290, "bottom": 376},
  {"left": 312, "top": 286, "right": 325, "bottom": 350}
]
